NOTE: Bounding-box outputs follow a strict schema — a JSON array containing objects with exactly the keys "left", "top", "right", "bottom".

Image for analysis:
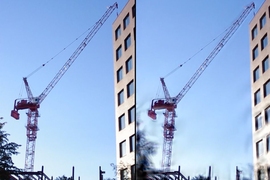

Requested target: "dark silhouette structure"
[
  {"left": 141, "top": 166, "right": 190, "bottom": 180},
  {"left": 9, "top": 166, "right": 51, "bottom": 180}
]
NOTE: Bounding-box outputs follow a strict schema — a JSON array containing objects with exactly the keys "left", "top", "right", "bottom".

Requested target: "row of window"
[
  {"left": 115, "top": 14, "right": 130, "bottom": 41},
  {"left": 252, "top": 33, "right": 268, "bottom": 60},
  {"left": 251, "top": 12, "right": 266, "bottom": 40},
  {"left": 117, "top": 6, "right": 135, "bottom": 180},
  {"left": 116, "top": 34, "right": 132, "bottom": 61},
  {"left": 120, "top": 164, "right": 135, "bottom": 180},
  {"left": 118, "top": 80, "right": 134, "bottom": 106},
  {"left": 254, "top": 79, "right": 270, "bottom": 105},
  {"left": 255, "top": 106, "right": 270, "bottom": 130},
  {"left": 253, "top": 56, "right": 269, "bottom": 82},
  {"left": 115, "top": 5, "right": 135, "bottom": 41},
  {"left": 119, "top": 134, "right": 135, "bottom": 158},
  {"left": 119, "top": 106, "right": 135, "bottom": 131},
  {"left": 256, "top": 134, "right": 270, "bottom": 158},
  {"left": 117, "top": 56, "right": 133, "bottom": 82}
]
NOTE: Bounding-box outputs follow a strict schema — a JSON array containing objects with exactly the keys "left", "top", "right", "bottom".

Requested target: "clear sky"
[
  {"left": 1, "top": 1, "right": 268, "bottom": 180},
  {"left": 0, "top": 1, "right": 128, "bottom": 179},
  {"left": 137, "top": 1, "right": 264, "bottom": 180}
]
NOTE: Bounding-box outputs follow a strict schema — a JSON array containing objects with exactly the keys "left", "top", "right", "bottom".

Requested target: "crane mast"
[
  {"left": 148, "top": 2, "right": 255, "bottom": 172},
  {"left": 11, "top": 2, "right": 118, "bottom": 171}
]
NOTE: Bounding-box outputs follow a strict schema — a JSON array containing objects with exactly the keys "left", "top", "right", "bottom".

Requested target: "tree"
[
  {"left": 191, "top": 175, "right": 209, "bottom": 180},
  {"left": 105, "top": 162, "right": 132, "bottom": 180},
  {"left": 136, "top": 118, "right": 158, "bottom": 179},
  {"left": 0, "top": 121, "right": 21, "bottom": 179},
  {"left": 105, "top": 121, "right": 157, "bottom": 180},
  {"left": 55, "top": 175, "right": 72, "bottom": 180}
]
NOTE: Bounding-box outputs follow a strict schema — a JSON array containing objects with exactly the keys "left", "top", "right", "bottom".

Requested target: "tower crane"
[
  {"left": 10, "top": 2, "right": 118, "bottom": 172},
  {"left": 147, "top": 2, "right": 255, "bottom": 172}
]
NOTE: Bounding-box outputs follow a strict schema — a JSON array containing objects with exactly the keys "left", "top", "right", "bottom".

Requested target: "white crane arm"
[
  {"left": 174, "top": 2, "right": 255, "bottom": 105},
  {"left": 38, "top": 2, "right": 118, "bottom": 104}
]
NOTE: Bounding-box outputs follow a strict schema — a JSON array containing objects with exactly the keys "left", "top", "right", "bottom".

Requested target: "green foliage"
[
  {"left": 55, "top": 175, "right": 73, "bottom": 180},
  {"left": 106, "top": 115, "right": 158, "bottom": 180},
  {"left": 107, "top": 162, "right": 131, "bottom": 180},
  {"left": 191, "top": 175, "right": 209, "bottom": 180},
  {"left": 136, "top": 120, "right": 158, "bottom": 179},
  {"left": 0, "top": 122, "right": 21, "bottom": 179}
]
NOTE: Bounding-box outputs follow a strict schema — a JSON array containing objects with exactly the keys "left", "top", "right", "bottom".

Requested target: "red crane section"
[
  {"left": 10, "top": 2, "right": 118, "bottom": 172},
  {"left": 148, "top": 2, "right": 255, "bottom": 172}
]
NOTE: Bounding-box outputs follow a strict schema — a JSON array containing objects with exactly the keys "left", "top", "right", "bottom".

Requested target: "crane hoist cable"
[
  {"left": 154, "top": 82, "right": 162, "bottom": 103},
  {"left": 26, "top": 24, "right": 95, "bottom": 79},
  {"left": 163, "top": 25, "right": 233, "bottom": 79},
  {"left": 156, "top": 27, "right": 230, "bottom": 100},
  {"left": 19, "top": 81, "right": 24, "bottom": 98}
]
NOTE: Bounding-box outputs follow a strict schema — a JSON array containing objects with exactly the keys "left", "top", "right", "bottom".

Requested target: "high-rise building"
[
  {"left": 112, "top": 0, "right": 135, "bottom": 179},
  {"left": 249, "top": 1, "right": 270, "bottom": 179}
]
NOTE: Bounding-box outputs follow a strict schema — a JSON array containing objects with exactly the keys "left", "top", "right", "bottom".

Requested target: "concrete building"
[
  {"left": 112, "top": 0, "right": 135, "bottom": 179},
  {"left": 249, "top": 1, "right": 270, "bottom": 179}
]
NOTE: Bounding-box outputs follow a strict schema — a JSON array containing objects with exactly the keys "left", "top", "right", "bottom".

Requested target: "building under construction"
[
  {"left": 9, "top": 166, "right": 78, "bottom": 180},
  {"left": 249, "top": 0, "right": 270, "bottom": 179},
  {"left": 112, "top": 0, "right": 135, "bottom": 179}
]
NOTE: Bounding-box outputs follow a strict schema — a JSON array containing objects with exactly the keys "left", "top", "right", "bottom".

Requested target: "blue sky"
[
  {"left": 1, "top": 1, "right": 268, "bottom": 179},
  {"left": 0, "top": 1, "right": 128, "bottom": 179},
  {"left": 137, "top": 1, "right": 264, "bottom": 180}
]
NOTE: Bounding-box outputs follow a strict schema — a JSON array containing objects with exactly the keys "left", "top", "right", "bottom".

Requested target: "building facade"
[
  {"left": 249, "top": 1, "right": 270, "bottom": 179},
  {"left": 112, "top": 0, "right": 135, "bottom": 179}
]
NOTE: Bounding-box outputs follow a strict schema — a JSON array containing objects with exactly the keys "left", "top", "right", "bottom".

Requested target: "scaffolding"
[
  {"left": 144, "top": 166, "right": 190, "bottom": 180},
  {"left": 9, "top": 166, "right": 51, "bottom": 180}
]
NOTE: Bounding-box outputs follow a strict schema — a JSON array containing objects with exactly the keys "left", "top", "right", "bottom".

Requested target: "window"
[
  {"left": 129, "top": 134, "right": 135, "bottom": 152},
  {"left": 124, "top": 34, "right": 131, "bottom": 50},
  {"left": 263, "top": 80, "right": 270, "bottom": 97},
  {"left": 131, "top": 164, "right": 135, "bottom": 180},
  {"left": 254, "top": 89, "right": 261, "bottom": 105},
  {"left": 126, "top": 56, "right": 133, "bottom": 73},
  {"left": 117, "top": 67, "right": 123, "bottom": 82},
  {"left": 253, "top": 45, "right": 259, "bottom": 60},
  {"left": 256, "top": 140, "right": 263, "bottom": 158},
  {"left": 252, "top": 25, "right": 258, "bottom": 40},
  {"left": 263, "top": 56, "right": 269, "bottom": 73},
  {"left": 127, "top": 80, "right": 134, "bottom": 97},
  {"left": 132, "top": 5, "right": 136, "bottom": 18},
  {"left": 120, "top": 168, "right": 128, "bottom": 180},
  {"left": 265, "top": 106, "right": 270, "bottom": 124},
  {"left": 258, "top": 168, "right": 265, "bottom": 180},
  {"left": 267, "top": 135, "right": 270, "bottom": 152},
  {"left": 119, "top": 140, "right": 126, "bottom": 157},
  {"left": 123, "top": 13, "right": 130, "bottom": 29},
  {"left": 118, "top": 114, "right": 125, "bottom": 131},
  {"left": 116, "top": 45, "right": 122, "bottom": 60},
  {"left": 261, "top": 34, "right": 268, "bottom": 50},
  {"left": 268, "top": 167, "right": 270, "bottom": 180},
  {"left": 255, "top": 114, "right": 263, "bottom": 130},
  {"left": 133, "top": 27, "right": 136, "bottom": 41},
  {"left": 115, "top": 25, "right": 121, "bottom": 40},
  {"left": 253, "top": 66, "right": 260, "bottom": 82},
  {"left": 128, "top": 106, "right": 135, "bottom": 124},
  {"left": 260, "top": 13, "right": 266, "bottom": 29},
  {"left": 118, "top": 90, "right": 124, "bottom": 106}
]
